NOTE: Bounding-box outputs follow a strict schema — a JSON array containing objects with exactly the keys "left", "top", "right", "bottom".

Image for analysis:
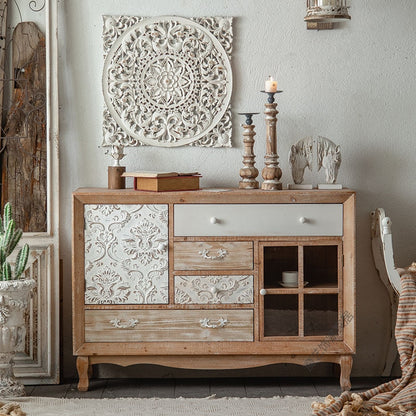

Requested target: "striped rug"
[{"left": 313, "top": 271, "right": 416, "bottom": 416}]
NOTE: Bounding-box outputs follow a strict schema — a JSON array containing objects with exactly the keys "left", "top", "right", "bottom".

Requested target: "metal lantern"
[{"left": 305, "top": 0, "right": 351, "bottom": 29}]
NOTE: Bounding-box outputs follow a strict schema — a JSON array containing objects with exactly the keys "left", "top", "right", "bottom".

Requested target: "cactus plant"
[{"left": 0, "top": 202, "right": 29, "bottom": 281}]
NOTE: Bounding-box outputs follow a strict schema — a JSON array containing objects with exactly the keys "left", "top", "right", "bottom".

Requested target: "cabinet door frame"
[{"left": 258, "top": 239, "right": 343, "bottom": 343}]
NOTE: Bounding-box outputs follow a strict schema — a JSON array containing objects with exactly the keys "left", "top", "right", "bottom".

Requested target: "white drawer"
[{"left": 174, "top": 204, "right": 343, "bottom": 237}]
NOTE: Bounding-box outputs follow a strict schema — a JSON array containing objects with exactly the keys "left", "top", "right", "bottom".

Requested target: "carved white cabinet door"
[{"left": 84, "top": 204, "right": 168, "bottom": 304}]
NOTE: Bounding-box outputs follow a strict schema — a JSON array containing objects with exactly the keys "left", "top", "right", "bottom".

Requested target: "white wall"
[{"left": 59, "top": 0, "right": 416, "bottom": 378}]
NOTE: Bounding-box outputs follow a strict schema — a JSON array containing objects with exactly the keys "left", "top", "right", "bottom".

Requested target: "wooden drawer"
[
  {"left": 175, "top": 275, "right": 253, "bottom": 304},
  {"left": 85, "top": 309, "right": 253, "bottom": 342},
  {"left": 174, "top": 241, "right": 253, "bottom": 270},
  {"left": 174, "top": 204, "right": 343, "bottom": 237}
]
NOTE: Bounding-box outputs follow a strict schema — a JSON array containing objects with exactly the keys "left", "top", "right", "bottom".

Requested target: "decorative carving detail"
[
  {"left": 84, "top": 204, "right": 169, "bottom": 305},
  {"left": 175, "top": 275, "right": 253, "bottom": 304},
  {"left": 200, "top": 317, "right": 228, "bottom": 329},
  {"left": 289, "top": 136, "right": 341, "bottom": 184},
  {"left": 102, "top": 15, "right": 233, "bottom": 148},
  {"left": 0, "top": 279, "right": 36, "bottom": 396},
  {"left": 198, "top": 248, "right": 228, "bottom": 260},
  {"left": 289, "top": 137, "right": 313, "bottom": 185},
  {"left": 316, "top": 136, "right": 341, "bottom": 184},
  {"left": 110, "top": 318, "right": 139, "bottom": 329}
]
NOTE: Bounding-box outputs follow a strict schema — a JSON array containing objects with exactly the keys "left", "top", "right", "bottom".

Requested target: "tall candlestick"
[
  {"left": 261, "top": 91, "right": 283, "bottom": 191},
  {"left": 238, "top": 113, "right": 260, "bottom": 189}
]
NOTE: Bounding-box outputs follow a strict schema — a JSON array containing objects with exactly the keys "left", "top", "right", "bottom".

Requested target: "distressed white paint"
[
  {"left": 174, "top": 204, "right": 343, "bottom": 236},
  {"left": 175, "top": 275, "right": 254, "bottom": 304},
  {"left": 5, "top": 0, "right": 60, "bottom": 385},
  {"left": 60, "top": 1, "right": 416, "bottom": 378}
]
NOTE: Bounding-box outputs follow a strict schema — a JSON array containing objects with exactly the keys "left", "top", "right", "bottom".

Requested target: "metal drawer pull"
[
  {"left": 200, "top": 317, "right": 228, "bottom": 329},
  {"left": 110, "top": 318, "right": 139, "bottom": 329},
  {"left": 299, "top": 216, "right": 307, "bottom": 223},
  {"left": 199, "top": 248, "right": 228, "bottom": 260}
]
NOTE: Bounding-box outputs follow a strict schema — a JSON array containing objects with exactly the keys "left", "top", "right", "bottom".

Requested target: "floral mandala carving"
[{"left": 102, "top": 15, "right": 233, "bottom": 148}]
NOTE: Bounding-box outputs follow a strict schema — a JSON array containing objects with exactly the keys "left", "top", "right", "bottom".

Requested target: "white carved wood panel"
[
  {"left": 175, "top": 275, "right": 253, "bottom": 305},
  {"left": 84, "top": 204, "right": 168, "bottom": 304},
  {"left": 13, "top": 245, "right": 58, "bottom": 383},
  {"left": 102, "top": 15, "right": 233, "bottom": 148}
]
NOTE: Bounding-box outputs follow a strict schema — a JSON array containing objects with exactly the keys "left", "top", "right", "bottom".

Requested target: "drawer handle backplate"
[
  {"left": 200, "top": 317, "right": 228, "bottom": 329},
  {"left": 110, "top": 318, "right": 139, "bottom": 329},
  {"left": 199, "top": 248, "right": 228, "bottom": 260}
]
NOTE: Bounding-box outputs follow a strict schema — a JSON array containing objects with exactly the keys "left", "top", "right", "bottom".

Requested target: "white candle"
[{"left": 265, "top": 76, "right": 277, "bottom": 93}]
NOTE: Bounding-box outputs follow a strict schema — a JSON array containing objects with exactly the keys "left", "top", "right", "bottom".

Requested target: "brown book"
[
  {"left": 133, "top": 175, "right": 201, "bottom": 192},
  {"left": 122, "top": 171, "right": 200, "bottom": 178}
]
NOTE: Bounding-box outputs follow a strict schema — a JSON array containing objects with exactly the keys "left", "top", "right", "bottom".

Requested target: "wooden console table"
[{"left": 72, "top": 188, "right": 355, "bottom": 391}]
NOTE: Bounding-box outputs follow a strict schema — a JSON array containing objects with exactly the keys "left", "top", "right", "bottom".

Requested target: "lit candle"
[{"left": 265, "top": 76, "right": 277, "bottom": 93}]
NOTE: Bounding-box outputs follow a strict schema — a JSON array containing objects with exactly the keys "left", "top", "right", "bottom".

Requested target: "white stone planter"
[{"left": 0, "top": 279, "right": 36, "bottom": 396}]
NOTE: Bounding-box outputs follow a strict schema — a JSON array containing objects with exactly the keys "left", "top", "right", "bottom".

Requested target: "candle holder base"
[
  {"left": 261, "top": 181, "right": 283, "bottom": 191},
  {"left": 239, "top": 178, "right": 259, "bottom": 189}
]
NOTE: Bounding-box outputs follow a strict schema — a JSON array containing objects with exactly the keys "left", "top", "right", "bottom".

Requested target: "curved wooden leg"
[
  {"left": 340, "top": 355, "right": 353, "bottom": 391},
  {"left": 77, "top": 356, "right": 90, "bottom": 392}
]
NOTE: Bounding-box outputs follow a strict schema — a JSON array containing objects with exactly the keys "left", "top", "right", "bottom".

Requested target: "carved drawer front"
[
  {"left": 84, "top": 204, "right": 169, "bottom": 305},
  {"left": 174, "top": 242, "right": 253, "bottom": 270},
  {"left": 174, "top": 204, "right": 343, "bottom": 237},
  {"left": 175, "top": 275, "right": 253, "bottom": 304},
  {"left": 84, "top": 309, "right": 253, "bottom": 342}
]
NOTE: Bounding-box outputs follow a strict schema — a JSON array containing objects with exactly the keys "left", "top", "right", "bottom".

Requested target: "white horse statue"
[
  {"left": 288, "top": 137, "right": 313, "bottom": 184},
  {"left": 288, "top": 136, "right": 341, "bottom": 185}
]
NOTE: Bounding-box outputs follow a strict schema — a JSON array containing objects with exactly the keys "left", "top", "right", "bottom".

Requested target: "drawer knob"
[
  {"left": 110, "top": 318, "right": 139, "bottom": 329},
  {"left": 299, "top": 216, "right": 307, "bottom": 224},
  {"left": 260, "top": 288, "right": 267, "bottom": 296},
  {"left": 157, "top": 242, "right": 168, "bottom": 251},
  {"left": 199, "top": 248, "right": 228, "bottom": 260},
  {"left": 200, "top": 317, "right": 228, "bottom": 329},
  {"left": 210, "top": 216, "right": 218, "bottom": 224},
  {"left": 210, "top": 286, "right": 219, "bottom": 295}
]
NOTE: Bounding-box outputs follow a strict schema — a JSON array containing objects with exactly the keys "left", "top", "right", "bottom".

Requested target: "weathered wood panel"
[
  {"left": 85, "top": 309, "right": 254, "bottom": 342},
  {"left": 1, "top": 22, "right": 47, "bottom": 232}
]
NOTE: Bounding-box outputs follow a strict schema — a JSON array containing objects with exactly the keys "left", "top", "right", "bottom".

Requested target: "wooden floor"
[{"left": 25, "top": 377, "right": 389, "bottom": 399}]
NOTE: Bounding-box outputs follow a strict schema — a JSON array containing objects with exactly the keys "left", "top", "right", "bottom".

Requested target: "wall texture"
[{"left": 59, "top": 0, "right": 416, "bottom": 378}]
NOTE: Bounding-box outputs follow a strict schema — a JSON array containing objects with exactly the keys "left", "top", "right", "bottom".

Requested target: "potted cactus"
[{"left": 0, "top": 202, "right": 35, "bottom": 396}]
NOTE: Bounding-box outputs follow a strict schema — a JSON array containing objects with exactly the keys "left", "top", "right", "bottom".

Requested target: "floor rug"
[{"left": 8, "top": 395, "right": 324, "bottom": 416}]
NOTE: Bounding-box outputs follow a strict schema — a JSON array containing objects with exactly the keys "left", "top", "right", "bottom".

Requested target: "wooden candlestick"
[
  {"left": 238, "top": 113, "right": 259, "bottom": 189},
  {"left": 261, "top": 91, "right": 282, "bottom": 191}
]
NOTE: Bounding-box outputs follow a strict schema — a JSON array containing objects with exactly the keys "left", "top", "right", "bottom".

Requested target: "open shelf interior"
[
  {"left": 264, "top": 246, "right": 298, "bottom": 289},
  {"left": 304, "top": 294, "right": 339, "bottom": 336}
]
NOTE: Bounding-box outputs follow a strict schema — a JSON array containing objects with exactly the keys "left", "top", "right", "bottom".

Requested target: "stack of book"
[{"left": 122, "top": 171, "right": 201, "bottom": 192}]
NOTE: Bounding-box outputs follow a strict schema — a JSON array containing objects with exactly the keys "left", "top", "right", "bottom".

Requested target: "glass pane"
[
  {"left": 304, "top": 245, "right": 338, "bottom": 288},
  {"left": 264, "top": 294, "right": 298, "bottom": 337},
  {"left": 304, "top": 294, "right": 338, "bottom": 336},
  {"left": 264, "top": 246, "right": 298, "bottom": 288}
]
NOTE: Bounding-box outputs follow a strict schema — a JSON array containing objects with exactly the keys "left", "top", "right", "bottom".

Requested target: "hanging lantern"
[{"left": 305, "top": 0, "right": 351, "bottom": 30}]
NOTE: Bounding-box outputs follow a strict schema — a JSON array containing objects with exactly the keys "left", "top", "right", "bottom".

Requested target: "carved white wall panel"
[
  {"left": 12, "top": 245, "right": 58, "bottom": 383},
  {"left": 84, "top": 204, "right": 168, "bottom": 305},
  {"left": 102, "top": 15, "right": 233, "bottom": 148},
  {"left": 175, "top": 275, "right": 253, "bottom": 305}
]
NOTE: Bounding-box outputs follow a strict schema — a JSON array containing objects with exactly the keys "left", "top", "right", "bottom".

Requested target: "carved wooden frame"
[{"left": 12, "top": 0, "right": 60, "bottom": 384}]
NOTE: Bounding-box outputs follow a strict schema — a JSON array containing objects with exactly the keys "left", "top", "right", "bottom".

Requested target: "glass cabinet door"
[{"left": 260, "top": 241, "right": 342, "bottom": 340}]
